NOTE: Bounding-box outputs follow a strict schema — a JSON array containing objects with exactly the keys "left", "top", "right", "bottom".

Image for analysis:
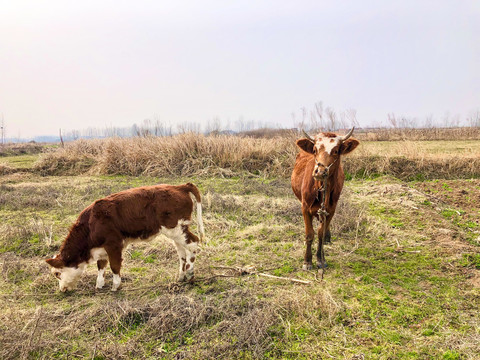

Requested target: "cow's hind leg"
[
  {"left": 183, "top": 228, "right": 199, "bottom": 282},
  {"left": 96, "top": 259, "right": 108, "bottom": 289},
  {"left": 172, "top": 225, "right": 199, "bottom": 282},
  {"left": 302, "top": 210, "right": 315, "bottom": 270},
  {"left": 173, "top": 241, "right": 187, "bottom": 282}
]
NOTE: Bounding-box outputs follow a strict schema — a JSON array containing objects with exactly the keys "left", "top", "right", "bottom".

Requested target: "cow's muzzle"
[{"left": 312, "top": 163, "right": 330, "bottom": 180}]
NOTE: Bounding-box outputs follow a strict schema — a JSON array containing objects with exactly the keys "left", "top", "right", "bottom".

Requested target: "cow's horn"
[
  {"left": 337, "top": 127, "right": 355, "bottom": 142},
  {"left": 301, "top": 129, "right": 315, "bottom": 142}
]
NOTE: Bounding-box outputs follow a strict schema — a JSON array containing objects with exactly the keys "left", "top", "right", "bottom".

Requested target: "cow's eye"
[
  {"left": 333, "top": 149, "right": 338, "bottom": 155},
  {"left": 54, "top": 272, "right": 61, "bottom": 279}
]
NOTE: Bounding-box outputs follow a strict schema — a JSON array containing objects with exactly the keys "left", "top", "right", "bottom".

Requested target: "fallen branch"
[
  {"left": 212, "top": 265, "right": 311, "bottom": 284},
  {"left": 256, "top": 273, "right": 311, "bottom": 284}
]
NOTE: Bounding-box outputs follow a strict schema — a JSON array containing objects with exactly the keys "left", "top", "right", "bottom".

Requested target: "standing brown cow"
[{"left": 291, "top": 128, "right": 359, "bottom": 270}]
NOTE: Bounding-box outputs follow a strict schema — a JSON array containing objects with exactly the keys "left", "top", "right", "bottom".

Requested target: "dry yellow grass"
[
  {"left": 34, "top": 134, "right": 297, "bottom": 177},
  {"left": 32, "top": 133, "right": 480, "bottom": 180},
  {"left": 356, "top": 127, "right": 480, "bottom": 141}
]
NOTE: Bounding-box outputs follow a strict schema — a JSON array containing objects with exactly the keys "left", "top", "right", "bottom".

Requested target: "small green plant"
[{"left": 460, "top": 253, "right": 480, "bottom": 269}]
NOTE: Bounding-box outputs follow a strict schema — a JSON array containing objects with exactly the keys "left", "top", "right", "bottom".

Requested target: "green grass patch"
[{"left": 1, "top": 154, "right": 39, "bottom": 169}]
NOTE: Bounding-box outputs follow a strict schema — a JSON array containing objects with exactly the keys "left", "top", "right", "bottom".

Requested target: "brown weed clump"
[
  {"left": 0, "top": 163, "right": 15, "bottom": 175},
  {"left": 0, "top": 142, "right": 44, "bottom": 156},
  {"left": 34, "top": 134, "right": 298, "bottom": 177},
  {"left": 345, "top": 154, "right": 480, "bottom": 180},
  {"left": 33, "top": 139, "right": 101, "bottom": 175}
]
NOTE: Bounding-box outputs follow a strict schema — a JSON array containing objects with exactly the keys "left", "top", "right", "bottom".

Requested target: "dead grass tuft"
[
  {"left": 34, "top": 134, "right": 298, "bottom": 177},
  {"left": 0, "top": 163, "right": 15, "bottom": 175},
  {"left": 33, "top": 134, "right": 480, "bottom": 180}
]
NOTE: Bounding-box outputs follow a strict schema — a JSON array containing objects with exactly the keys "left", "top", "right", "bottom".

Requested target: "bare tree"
[
  {"left": 346, "top": 108, "right": 358, "bottom": 128},
  {"left": 206, "top": 116, "right": 222, "bottom": 134},
  {"left": 442, "top": 112, "right": 451, "bottom": 128},
  {"left": 315, "top": 101, "right": 324, "bottom": 128},
  {"left": 325, "top": 107, "right": 337, "bottom": 131},
  {"left": 451, "top": 114, "right": 461, "bottom": 128},
  {"left": 59, "top": 129, "right": 64, "bottom": 147},
  {"left": 177, "top": 121, "right": 201, "bottom": 134},
  {"left": 0, "top": 114, "right": 5, "bottom": 145},
  {"left": 467, "top": 109, "right": 480, "bottom": 128},
  {"left": 235, "top": 116, "right": 246, "bottom": 132},
  {"left": 424, "top": 114, "right": 434, "bottom": 129},
  {"left": 387, "top": 113, "right": 398, "bottom": 129}
]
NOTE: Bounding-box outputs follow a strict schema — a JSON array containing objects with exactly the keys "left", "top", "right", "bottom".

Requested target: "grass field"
[{"left": 1, "top": 138, "right": 479, "bottom": 359}]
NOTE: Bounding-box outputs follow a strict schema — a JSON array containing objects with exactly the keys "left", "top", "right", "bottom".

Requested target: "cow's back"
[{"left": 90, "top": 185, "right": 194, "bottom": 239}]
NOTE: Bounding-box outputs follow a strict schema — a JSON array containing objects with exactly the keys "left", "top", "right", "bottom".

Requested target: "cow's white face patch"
[
  {"left": 316, "top": 137, "right": 340, "bottom": 155},
  {"left": 50, "top": 263, "right": 86, "bottom": 292}
]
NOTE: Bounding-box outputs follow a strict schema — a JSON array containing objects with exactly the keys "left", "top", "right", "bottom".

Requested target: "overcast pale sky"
[{"left": 1, "top": 0, "right": 479, "bottom": 138}]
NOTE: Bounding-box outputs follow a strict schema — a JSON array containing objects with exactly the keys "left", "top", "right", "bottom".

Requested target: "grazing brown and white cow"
[
  {"left": 291, "top": 128, "right": 359, "bottom": 270},
  {"left": 45, "top": 183, "right": 205, "bottom": 292}
]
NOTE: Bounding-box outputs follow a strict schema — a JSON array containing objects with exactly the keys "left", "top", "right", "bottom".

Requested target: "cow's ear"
[
  {"left": 340, "top": 138, "right": 359, "bottom": 155},
  {"left": 296, "top": 139, "right": 315, "bottom": 154},
  {"left": 46, "top": 257, "right": 64, "bottom": 268}
]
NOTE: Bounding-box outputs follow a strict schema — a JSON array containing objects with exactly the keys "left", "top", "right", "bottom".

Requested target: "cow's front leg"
[
  {"left": 317, "top": 216, "right": 333, "bottom": 269},
  {"left": 105, "top": 245, "right": 123, "bottom": 291},
  {"left": 302, "top": 211, "right": 315, "bottom": 270},
  {"left": 96, "top": 259, "right": 108, "bottom": 289}
]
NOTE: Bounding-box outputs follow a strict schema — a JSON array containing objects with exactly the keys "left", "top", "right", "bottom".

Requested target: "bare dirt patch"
[{"left": 414, "top": 179, "right": 480, "bottom": 211}]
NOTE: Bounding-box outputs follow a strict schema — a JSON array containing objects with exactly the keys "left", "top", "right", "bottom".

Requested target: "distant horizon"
[{"left": 3, "top": 116, "right": 480, "bottom": 143}]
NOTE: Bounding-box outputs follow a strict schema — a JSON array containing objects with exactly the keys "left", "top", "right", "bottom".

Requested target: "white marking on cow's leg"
[
  {"left": 96, "top": 269, "right": 105, "bottom": 289},
  {"left": 111, "top": 274, "right": 121, "bottom": 291},
  {"left": 173, "top": 241, "right": 187, "bottom": 282},
  {"left": 184, "top": 241, "right": 199, "bottom": 281},
  {"left": 184, "top": 248, "right": 195, "bottom": 281},
  {"left": 162, "top": 222, "right": 192, "bottom": 282}
]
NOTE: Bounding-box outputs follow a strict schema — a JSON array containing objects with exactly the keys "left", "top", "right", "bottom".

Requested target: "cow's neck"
[{"left": 59, "top": 223, "right": 91, "bottom": 266}]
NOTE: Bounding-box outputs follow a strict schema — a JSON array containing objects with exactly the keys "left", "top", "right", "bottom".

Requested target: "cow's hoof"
[
  {"left": 185, "top": 271, "right": 194, "bottom": 282},
  {"left": 324, "top": 231, "right": 332, "bottom": 244},
  {"left": 302, "top": 263, "right": 312, "bottom": 271},
  {"left": 316, "top": 262, "right": 328, "bottom": 269}
]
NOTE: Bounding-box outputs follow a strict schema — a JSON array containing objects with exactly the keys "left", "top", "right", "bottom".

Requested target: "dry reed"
[{"left": 32, "top": 133, "right": 480, "bottom": 180}]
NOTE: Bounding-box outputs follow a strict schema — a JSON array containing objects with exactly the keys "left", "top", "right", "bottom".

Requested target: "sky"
[{"left": 1, "top": 0, "right": 479, "bottom": 138}]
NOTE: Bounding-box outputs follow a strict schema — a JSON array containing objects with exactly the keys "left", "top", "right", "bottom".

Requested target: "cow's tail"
[{"left": 184, "top": 183, "right": 205, "bottom": 242}]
